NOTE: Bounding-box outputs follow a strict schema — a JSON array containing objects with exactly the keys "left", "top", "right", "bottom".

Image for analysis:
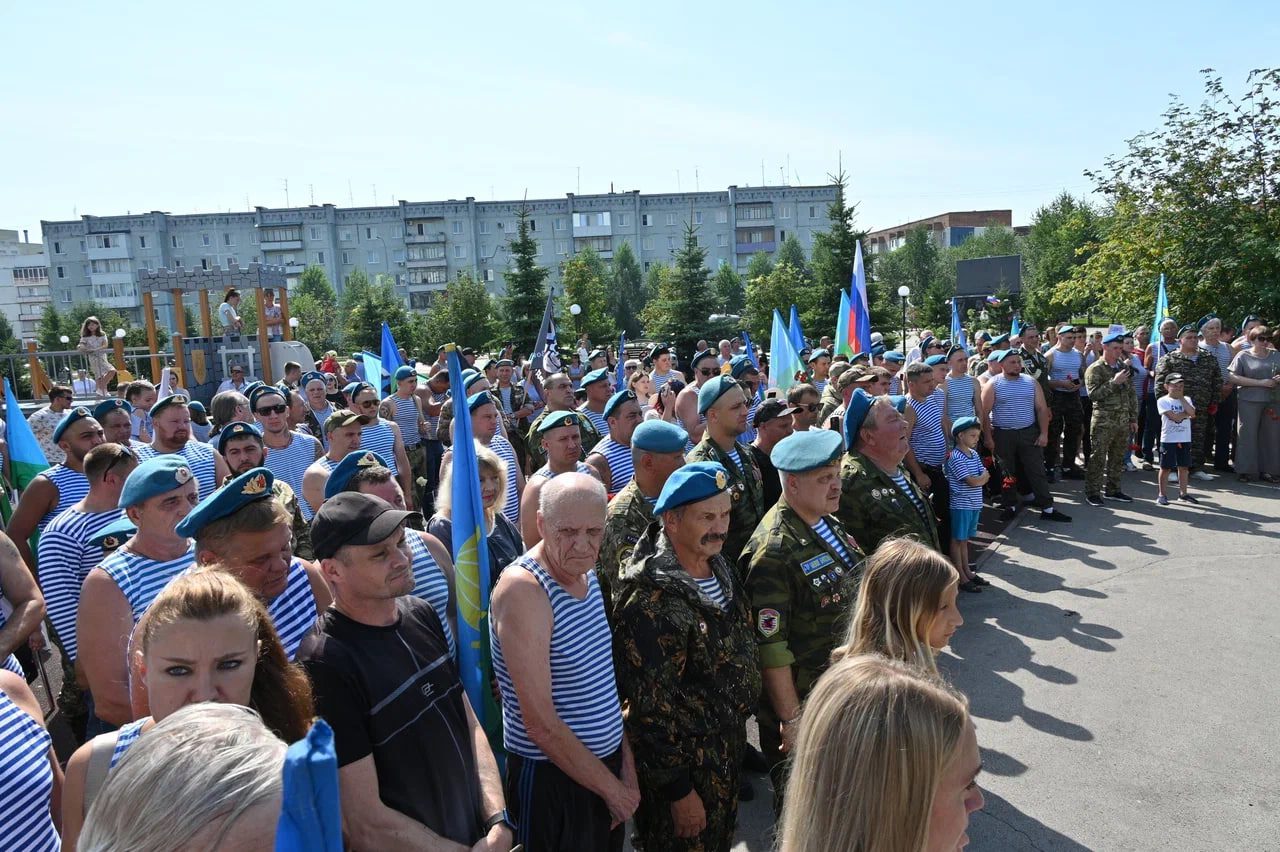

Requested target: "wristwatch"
[{"left": 483, "top": 808, "right": 515, "bottom": 835}]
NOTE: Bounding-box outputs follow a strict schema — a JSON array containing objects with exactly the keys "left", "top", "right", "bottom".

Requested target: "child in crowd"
[
  {"left": 832, "top": 537, "right": 964, "bottom": 675},
  {"left": 945, "top": 416, "right": 989, "bottom": 592},
  {"left": 1156, "top": 373, "right": 1197, "bottom": 505}
]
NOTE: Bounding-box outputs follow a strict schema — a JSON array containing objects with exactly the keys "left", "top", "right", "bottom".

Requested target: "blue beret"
[
  {"left": 301, "top": 371, "right": 326, "bottom": 387},
  {"left": 603, "top": 389, "right": 638, "bottom": 420},
  {"left": 1178, "top": 323, "right": 1198, "bottom": 337},
  {"left": 690, "top": 349, "right": 716, "bottom": 369},
  {"left": 214, "top": 421, "right": 262, "bottom": 456},
  {"left": 631, "top": 420, "right": 688, "bottom": 453},
  {"left": 89, "top": 515, "right": 135, "bottom": 550},
  {"left": 92, "top": 398, "right": 132, "bottom": 420},
  {"left": 924, "top": 354, "right": 948, "bottom": 367},
  {"left": 344, "top": 381, "right": 373, "bottom": 399},
  {"left": 1197, "top": 313, "right": 1217, "bottom": 330},
  {"left": 467, "top": 391, "right": 494, "bottom": 413},
  {"left": 324, "top": 450, "right": 390, "bottom": 499},
  {"left": 883, "top": 350, "right": 905, "bottom": 364},
  {"left": 849, "top": 351, "right": 870, "bottom": 363},
  {"left": 729, "top": 354, "right": 759, "bottom": 378},
  {"left": 807, "top": 348, "right": 831, "bottom": 363},
  {"left": 1102, "top": 331, "right": 1126, "bottom": 345},
  {"left": 187, "top": 400, "right": 206, "bottom": 414},
  {"left": 176, "top": 467, "right": 275, "bottom": 538},
  {"left": 536, "top": 410, "right": 580, "bottom": 434},
  {"left": 990, "top": 333, "right": 1010, "bottom": 346},
  {"left": 120, "top": 455, "right": 197, "bottom": 509},
  {"left": 887, "top": 394, "right": 909, "bottom": 413},
  {"left": 462, "top": 370, "right": 486, "bottom": 392},
  {"left": 248, "top": 384, "right": 284, "bottom": 409},
  {"left": 997, "top": 349, "right": 1022, "bottom": 362},
  {"left": 976, "top": 331, "right": 992, "bottom": 342},
  {"left": 772, "top": 429, "right": 844, "bottom": 473},
  {"left": 243, "top": 381, "right": 265, "bottom": 396},
  {"left": 654, "top": 461, "right": 729, "bottom": 515},
  {"left": 871, "top": 345, "right": 886, "bottom": 357},
  {"left": 393, "top": 365, "right": 415, "bottom": 382},
  {"left": 53, "top": 406, "right": 96, "bottom": 444},
  {"left": 842, "top": 389, "right": 878, "bottom": 446},
  {"left": 919, "top": 335, "right": 935, "bottom": 349},
  {"left": 149, "top": 393, "right": 190, "bottom": 418},
  {"left": 588, "top": 349, "right": 606, "bottom": 361},
  {"left": 580, "top": 368, "right": 610, "bottom": 387},
  {"left": 697, "top": 375, "right": 742, "bottom": 415},
  {"left": 496, "top": 358, "right": 514, "bottom": 367},
  {"left": 951, "top": 415, "right": 981, "bottom": 437},
  {"left": 1056, "top": 325, "right": 1075, "bottom": 335}
]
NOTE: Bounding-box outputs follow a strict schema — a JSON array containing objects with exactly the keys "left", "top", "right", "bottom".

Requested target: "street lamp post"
[
  {"left": 59, "top": 334, "right": 70, "bottom": 384},
  {"left": 569, "top": 303, "right": 583, "bottom": 339},
  {"left": 897, "top": 286, "right": 910, "bottom": 351}
]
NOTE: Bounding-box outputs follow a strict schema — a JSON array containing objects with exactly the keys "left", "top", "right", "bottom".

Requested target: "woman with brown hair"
[
  {"left": 59, "top": 567, "right": 313, "bottom": 850},
  {"left": 76, "top": 316, "right": 116, "bottom": 397},
  {"left": 1229, "top": 324, "right": 1280, "bottom": 482}
]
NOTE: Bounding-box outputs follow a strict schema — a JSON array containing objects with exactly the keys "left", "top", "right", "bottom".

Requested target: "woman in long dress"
[{"left": 76, "top": 316, "right": 115, "bottom": 397}]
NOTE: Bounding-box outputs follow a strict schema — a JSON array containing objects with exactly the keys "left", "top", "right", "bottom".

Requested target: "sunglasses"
[
  {"left": 255, "top": 404, "right": 288, "bottom": 415},
  {"left": 798, "top": 403, "right": 820, "bottom": 413},
  {"left": 697, "top": 368, "right": 716, "bottom": 377},
  {"left": 105, "top": 445, "right": 136, "bottom": 475},
  {"left": 357, "top": 399, "right": 379, "bottom": 409}
]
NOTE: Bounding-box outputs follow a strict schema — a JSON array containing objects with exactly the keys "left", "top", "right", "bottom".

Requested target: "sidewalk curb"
[{"left": 973, "top": 507, "right": 1028, "bottom": 571}]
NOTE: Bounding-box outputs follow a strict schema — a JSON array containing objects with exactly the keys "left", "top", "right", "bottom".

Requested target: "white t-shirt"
[
  {"left": 1157, "top": 395, "right": 1194, "bottom": 443},
  {"left": 218, "top": 301, "right": 240, "bottom": 331}
]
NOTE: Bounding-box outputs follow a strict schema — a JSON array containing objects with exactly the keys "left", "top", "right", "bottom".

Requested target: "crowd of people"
[{"left": 0, "top": 304, "right": 1275, "bottom": 851}]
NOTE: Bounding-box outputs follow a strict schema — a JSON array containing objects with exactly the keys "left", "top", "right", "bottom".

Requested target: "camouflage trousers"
[
  {"left": 1086, "top": 418, "right": 1129, "bottom": 496},
  {"left": 632, "top": 728, "right": 746, "bottom": 852}
]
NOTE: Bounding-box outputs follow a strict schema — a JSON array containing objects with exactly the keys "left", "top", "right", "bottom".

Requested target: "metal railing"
[{"left": 0, "top": 347, "right": 169, "bottom": 402}]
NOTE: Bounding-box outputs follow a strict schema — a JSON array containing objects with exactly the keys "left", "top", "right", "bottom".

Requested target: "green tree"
[
  {"left": 811, "top": 168, "right": 879, "bottom": 337},
  {"left": 775, "top": 233, "right": 808, "bottom": 275},
  {"left": 875, "top": 227, "right": 945, "bottom": 331},
  {"left": 611, "top": 242, "right": 644, "bottom": 337},
  {"left": 640, "top": 222, "right": 713, "bottom": 355},
  {"left": 1022, "top": 192, "right": 1101, "bottom": 323},
  {"left": 37, "top": 304, "right": 67, "bottom": 352},
  {"left": 745, "top": 251, "right": 774, "bottom": 282},
  {"left": 501, "top": 205, "right": 550, "bottom": 353},
  {"left": 343, "top": 274, "right": 411, "bottom": 354},
  {"left": 423, "top": 271, "right": 496, "bottom": 351},
  {"left": 293, "top": 265, "right": 339, "bottom": 351},
  {"left": 0, "top": 313, "right": 19, "bottom": 354},
  {"left": 560, "top": 248, "right": 614, "bottom": 345},
  {"left": 1060, "top": 69, "right": 1280, "bottom": 328},
  {"left": 744, "top": 261, "right": 809, "bottom": 339},
  {"left": 712, "top": 264, "right": 745, "bottom": 315},
  {"left": 640, "top": 264, "right": 669, "bottom": 334}
]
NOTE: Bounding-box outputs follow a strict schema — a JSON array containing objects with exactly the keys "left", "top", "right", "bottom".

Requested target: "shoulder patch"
[{"left": 757, "top": 607, "right": 780, "bottom": 637}]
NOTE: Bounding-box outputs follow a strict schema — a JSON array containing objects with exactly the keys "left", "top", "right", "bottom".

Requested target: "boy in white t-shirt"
[{"left": 1156, "top": 373, "right": 1196, "bottom": 505}]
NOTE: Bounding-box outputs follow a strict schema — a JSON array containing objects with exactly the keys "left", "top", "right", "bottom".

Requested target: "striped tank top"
[
  {"left": 591, "top": 437, "right": 634, "bottom": 495},
  {"left": 694, "top": 575, "right": 727, "bottom": 609},
  {"left": 424, "top": 391, "right": 448, "bottom": 440},
  {"left": 100, "top": 544, "right": 197, "bottom": 622},
  {"left": 909, "top": 391, "right": 947, "bottom": 467},
  {"left": 492, "top": 556, "right": 623, "bottom": 759},
  {"left": 135, "top": 442, "right": 218, "bottom": 498},
  {"left": 268, "top": 560, "right": 320, "bottom": 661},
  {"left": 741, "top": 393, "right": 760, "bottom": 444},
  {"left": 360, "top": 419, "right": 399, "bottom": 476},
  {"left": 37, "top": 507, "right": 124, "bottom": 661},
  {"left": 489, "top": 435, "right": 521, "bottom": 526},
  {"left": 534, "top": 461, "right": 594, "bottom": 480},
  {"left": 944, "top": 374, "right": 976, "bottom": 421},
  {"left": 812, "top": 517, "right": 854, "bottom": 563},
  {"left": 109, "top": 717, "right": 149, "bottom": 769},
  {"left": 309, "top": 403, "right": 334, "bottom": 450},
  {"left": 889, "top": 470, "right": 931, "bottom": 522},
  {"left": 889, "top": 374, "right": 903, "bottom": 395},
  {"left": 813, "top": 379, "right": 828, "bottom": 395},
  {"left": 408, "top": 531, "right": 456, "bottom": 659},
  {"left": 0, "top": 689, "right": 60, "bottom": 851},
  {"left": 652, "top": 370, "right": 679, "bottom": 393},
  {"left": 265, "top": 432, "right": 321, "bottom": 521},
  {"left": 991, "top": 374, "right": 1038, "bottom": 430},
  {"left": 389, "top": 394, "right": 422, "bottom": 447},
  {"left": 577, "top": 405, "right": 610, "bottom": 439},
  {"left": 1049, "top": 347, "right": 1083, "bottom": 388},
  {"left": 36, "top": 465, "right": 90, "bottom": 534}
]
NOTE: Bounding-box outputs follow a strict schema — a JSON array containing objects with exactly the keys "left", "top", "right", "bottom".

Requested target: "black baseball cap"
[
  {"left": 310, "top": 492, "right": 421, "bottom": 560},
  {"left": 753, "top": 399, "right": 800, "bottom": 428}
]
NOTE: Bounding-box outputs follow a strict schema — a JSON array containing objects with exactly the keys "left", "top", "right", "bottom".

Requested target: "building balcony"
[
  {"left": 89, "top": 270, "right": 134, "bottom": 287},
  {"left": 17, "top": 292, "right": 48, "bottom": 305},
  {"left": 572, "top": 223, "right": 613, "bottom": 238},
  {"left": 260, "top": 240, "right": 304, "bottom": 252},
  {"left": 86, "top": 241, "right": 131, "bottom": 261},
  {"left": 283, "top": 263, "right": 306, "bottom": 275},
  {"left": 405, "top": 231, "right": 447, "bottom": 244},
  {"left": 735, "top": 241, "right": 776, "bottom": 254},
  {"left": 406, "top": 255, "right": 448, "bottom": 268},
  {"left": 93, "top": 293, "right": 141, "bottom": 310}
]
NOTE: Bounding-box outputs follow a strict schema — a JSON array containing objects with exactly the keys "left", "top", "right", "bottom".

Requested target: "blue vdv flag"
[
  {"left": 788, "top": 304, "right": 805, "bottom": 353},
  {"left": 275, "top": 719, "right": 342, "bottom": 852},
  {"left": 1154, "top": 273, "right": 1169, "bottom": 334},
  {"left": 380, "top": 323, "right": 405, "bottom": 391},
  {"left": 615, "top": 330, "right": 627, "bottom": 390},
  {"left": 741, "top": 330, "right": 760, "bottom": 370},
  {"left": 360, "top": 351, "right": 384, "bottom": 395},
  {"left": 950, "top": 299, "right": 967, "bottom": 351}
]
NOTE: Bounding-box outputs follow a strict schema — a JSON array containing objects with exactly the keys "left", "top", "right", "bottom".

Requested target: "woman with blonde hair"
[
  {"left": 76, "top": 315, "right": 116, "bottom": 397},
  {"left": 428, "top": 440, "right": 523, "bottom": 584},
  {"left": 60, "top": 568, "right": 314, "bottom": 849},
  {"left": 778, "top": 654, "right": 983, "bottom": 852},
  {"left": 834, "top": 537, "right": 963, "bottom": 675}
]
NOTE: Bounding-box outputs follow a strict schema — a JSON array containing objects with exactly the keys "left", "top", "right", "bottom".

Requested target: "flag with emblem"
[
  {"left": 615, "top": 330, "right": 627, "bottom": 390},
  {"left": 531, "top": 289, "right": 561, "bottom": 376},
  {"left": 849, "top": 240, "right": 872, "bottom": 355},
  {"left": 379, "top": 322, "right": 405, "bottom": 393},
  {"left": 1153, "top": 272, "right": 1169, "bottom": 335},
  {"left": 445, "top": 345, "right": 500, "bottom": 745},
  {"left": 2, "top": 378, "right": 49, "bottom": 524}
]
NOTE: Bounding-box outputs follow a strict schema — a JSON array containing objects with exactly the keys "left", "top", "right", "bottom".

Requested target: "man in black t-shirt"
[
  {"left": 750, "top": 398, "right": 799, "bottom": 513},
  {"left": 299, "top": 492, "right": 514, "bottom": 850}
]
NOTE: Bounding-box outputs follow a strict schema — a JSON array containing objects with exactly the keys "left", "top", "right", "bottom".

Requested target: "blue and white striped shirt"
[
  {"left": 37, "top": 506, "right": 124, "bottom": 661},
  {"left": 945, "top": 447, "right": 987, "bottom": 511},
  {"left": 109, "top": 717, "right": 148, "bottom": 769},
  {"left": 360, "top": 419, "right": 399, "bottom": 476},
  {"left": 424, "top": 391, "right": 448, "bottom": 440},
  {"left": 889, "top": 470, "right": 931, "bottom": 523},
  {"left": 408, "top": 531, "right": 456, "bottom": 659},
  {"left": 135, "top": 441, "right": 219, "bottom": 498},
  {"left": 991, "top": 375, "right": 1038, "bottom": 430},
  {"left": 590, "top": 437, "right": 634, "bottom": 495},
  {"left": 0, "top": 689, "right": 60, "bottom": 851},
  {"left": 492, "top": 556, "right": 623, "bottom": 760},
  {"left": 388, "top": 394, "right": 422, "bottom": 447},
  {"left": 1048, "top": 347, "right": 1083, "bottom": 387},
  {"left": 909, "top": 391, "right": 948, "bottom": 467},
  {"left": 36, "top": 465, "right": 90, "bottom": 534},
  {"left": 99, "top": 544, "right": 197, "bottom": 622},
  {"left": 811, "top": 518, "right": 854, "bottom": 564},
  {"left": 652, "top": 371, "right": 679, "bottom": 394},
  {"left": 944, "top": 374, "right": 976, "bottom": 421},
  {"left": 309, "top": 403, "right": 334, "bottom": 451},
  {"left": 533, "top": 461, "right": 594, "bottom": 481},
  {"left": 268, "top": 560, "right": 320, "bottom": 661},
  {"left": 488, "top": 435, "right": 521, "bottom": 526},
  {"left": 577, "top": 405, "right": 610, "bottom": 440},
  {"left": 694, "top": 574, "right": 727, "bottom": 609},
  {"left": 725, "top": 446, "right": 743, "bottom": 473},
  {"left": 264, "top": 432, "right": 321, "bottom": 521}
]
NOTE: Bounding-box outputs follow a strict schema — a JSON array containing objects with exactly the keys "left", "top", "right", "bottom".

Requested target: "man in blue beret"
[
  {"left": 525, "top": 372, "right": 601, "bottom": 470},
  {"left": 1014, "top": 321, "right": 1049, "bottom": 393},
  {"left": 250, "top": 386, "right": 323, "bottom": 523},
  {"left": 904, "top": 360, "right": 954, "bottom": 544},
  {"left": 301, "top": 409, "right": 364, "bottom": 514},
  {"left": 837, "top": 389, "right": 941, "bottom": 554},
  {"left": 438, "top": 369, "right": 494, "bottom": 450},
  {"left": 612, "top": 462, "right": 761, "bottom": 850},
  {"left": 1083, "top": 331, "right": 1139, "bottom": 506},
  {"left": 438, "top": 391, "right": 526, "bottom": 529},
  {"left": 730, "top": 355, "right": 764, "bottom": 444},
  {"left": 883, "top": 350, "right": 906, "bottom": 394},
  {"left": 577, "top": 368, "right": 615, "bottom": 440},
  {"left": 135, "top": 393, "right": 229, "bottom": 499},
  {"left": 1153, "top": 322, "right": 1221, "bottom": 478},
  {"left": 7, "top": 406, "right": 104, "bottom": 570},
  {"left": 78, "top": 455, "right": 200, "bottom": 731},
  {"left": 520, "top": 411, "right": 603, "bottom": 546},
  {"left": 598, "top": 420, "right": 689, "bottom": 606},
  {"left": 92, "top": 398, "right": 139, "bottom": 449},
  {"left": 1044, "top": 323, "right": 1086, "bottom": 481},
  {"left": 586, "top": 390, "right": 644, "bottom": 497},
  {"left": 214, "top": 420, "right": 314, "bottom": 559},
  {"left": 807, "top": 349, "right": 832, "bottom": 396},
  {"left": 741, "top": 429, "right": 864, "bottom": 812},
  {"left": 688, "top": 375, "right": 764, "bottom": 567},
  {"left": 376, "top": 364, "right": 430, "bottom": 509},
  {"left": 347, "top": 381, "right": 414, "bottom": 508}
]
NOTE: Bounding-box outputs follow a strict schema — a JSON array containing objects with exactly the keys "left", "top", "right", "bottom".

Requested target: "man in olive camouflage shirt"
[
  {"left": 1152, "top": 323, "right": 1222, "bottom": 475},
  {"left": 687, "top": 376, "right": 763, "bottom": 571},
  {"left": 613, "top": 462, "right": 760, "bottom": 852},
  {"left": 740, "top": 429, "right": 865, "bottom": 814},
  {"left": 525, "top": 371, "right": 601, "bottom": 470},
  {"left": 1084, "top": 331, "right": 1139, "bottom": 504}
]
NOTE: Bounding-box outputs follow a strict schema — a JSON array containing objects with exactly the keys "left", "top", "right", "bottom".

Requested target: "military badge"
[
  {"left": 358, "top": 452, "right": 379, "bottom": 467},
  {"left": 103, "top": 536, "right": 118, "bottom": 549},
  {"left": 757, "top": 608, "right": 780, "bottom": 637},
  {"left": 174, "top": 466, "right": 193, "bottom": 484},
  {"left": 715, "top": 470, "right": 728, "bottom": 489},
  {"left": 242, "top": 473, "right": 268, "bottom": 495}
]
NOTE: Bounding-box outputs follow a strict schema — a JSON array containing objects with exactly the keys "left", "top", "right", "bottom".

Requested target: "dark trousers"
[
  {"left": 1046, "top": 392, "right": 1083, "bottom": 470},
  {"left": 995, "top": 426, "right": 1053, "bottom": 511},
  {"left": 1204, "top": 389, "right": 1238, "bottom": 468},
  {"left": 1139, "top": 393, "right": 1160, "bottom": 461},
  {"left": 421, "top": 439, "right": 444, "bottom": 514},
  {"left": 1080, "top": 396, "right": 1093, "bottom": 464},
  {"left": 922, "top": 463, "right": 952, "bottom": 544},
  {"left": 506, "top": 749, "right": 624, "bottom": 852}
]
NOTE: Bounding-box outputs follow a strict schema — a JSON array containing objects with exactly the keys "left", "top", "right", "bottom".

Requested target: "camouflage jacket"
[
  {"left": 739, "top": 499, "right": 864, "bottom": 700},
  {"left": 612, "top": 523, "right": 761, "bottom": 795},
  {"left": 817, "top": 382, "right": 844, "bottom": 425},
  {"left": 967, "top": 355, "right": 989, "bottom": 378},
  {"left": 1085, "top": 358, "right": 1139, "bottom": 424},
  {"left": 837, "top": 449, "right": 941, "bottom": 555},
  {"left": 524, "top": 409, "right": 601, "bottom": 469},
  {"left": 686, "top": 436, "right": 765, "bottom": 569},
  {"left": 597, "top": 480, "right": 656, "bottom": 610},
  {"left": 1019, "top": 346, "right": 1052, "bottom": 396},
  {"left": 1153, "top": 349, "right": 1222, "bottom": 411}
]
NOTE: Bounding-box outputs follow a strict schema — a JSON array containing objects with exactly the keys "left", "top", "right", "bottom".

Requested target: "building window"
[
  {"left": 667, "top": 236, "right": 676, "bottom": 249},
  {"left": 223, "top": 233, "right": 234, "bottom": 246},
  {"left": 809, "top": 205, "right": 818, "bottom": 218},
  {"left": 453, "top": 244, "right": 467, "bottom": 259},
  {"left": 479, "top": 221, "right": 490, "bottom": 234},
  {"left": 174, "top": 258, "right": 184, "bottom": 268},
  {"left": 365, "top": 227, "right": 376, "bottom": 240},
  {"left": 62, "top": 291, "right": 73, "bottom": 303},
  {"left": 408, "top": 268, "right": 448, "bottom": 285},
  {"left": 555, "top": 240, "right": 569, "bottom": 255},
  {"left": 172, "top": 235, "right": 183, "bottom": 248},
  {"left": 641, "top": 214, "right": 653, "bottom": 227},
  {"left": 780, "top": 205, "right": 793, "bottom": 219},
  {"left": 225, "top": 255, "right": 237, "bottom": 266},
  {"left": 554, "top": 218, "right": 566, "bottom": 231},
  {"left": 309, "top": 226, "right": 319, "bottom": 240},
  {"left": 92, "top": 235, "right": 119, "bottom": 249},
  {"left": 250, "top": 232, "right": 259, "bottom": 245},
  {"left": 79, "top": 240, "right": 86, "bottom": 252},
  {"left": 452, "top": 221, "right": 463, "bottom": 235},
  {"left": 202, "top": 233, "right": 211, "bottom": 247},
  {"left": 693, "top": 212, "right": 703, "bottom": 225},
  {"left": 695, "top": 236, "right": 704, "bottom": 247},
  {"left": 260, "top": 226, "right": 300, "bottom": 242},
  {"left": 665, "top": 213, "right": 676, "bottom": 226},
  {"left": 484, "top": 269, "right": 495, "bottom": 282},
  {"left": 139, "top": 235, "right": 147, "bottom": 249},
  {"left": 315, "top": 251, "right": 325, "bottom": 264},
  {"left": 779, "top": 230, "right": 786, "bottom": 241},
  {"left": 251, "top": 255, "right": 259, "bottom": 263},
  {"left": 739, "top": 203, "right": 773, "bottom": 220},
  {"left": 643, "top": 261, "right": 652, "bottom": 271},
  {"left": 392, "top": 249, "right": 405, "bottom": 263},
  {"left": 408, "top": 245, "right": 446, "bottom": 261},
  {"left": 641, "top": 237, "right": 654, "bottom": 251},
  {"left": 572, "top": 212, "right": 611, "bottom": 228},
  {"left": 616, "top": 213, "right": 630, "bottom": 227},
  {"left": 716, "top": 209, "right": 728, "bottom": 224},
  {"left": 718, "top": 233, "right": 728, "bottom": 247},
  {"left": 528, "top": 220, "right": 537, "bottom": 231},
  {"left": 53, "top": 241, "right": 62, "bottom": 254},
  {"left": 56, "top": 266, "right": 65, "bottom": 278},
  {"left": 341, "top": 251, "right": 351, "bottom": 265},
  {"left": 201, "top": 258, "right": 210, "bottom": 270},
  {"left": 367, "top": 251, "right": 380, "bottom": 264},
  {"left": 340, "top": 230, "right": 352, "bottom": 242},
  {"left": 91, "top": 258, "right": 129, "bottom": 273}
]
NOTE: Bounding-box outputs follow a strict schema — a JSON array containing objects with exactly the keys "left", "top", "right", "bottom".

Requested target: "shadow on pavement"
[{"left": 969, "top": 789, "right": 1093, "bottom": 851}]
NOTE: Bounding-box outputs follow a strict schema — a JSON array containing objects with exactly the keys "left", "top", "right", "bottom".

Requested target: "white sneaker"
[
  {"left": 1192, "top": 470, "right": 1214, "bottom": 482},
  {"left": 1125, "top": 461, "right": 1138, "bottom": 472}
]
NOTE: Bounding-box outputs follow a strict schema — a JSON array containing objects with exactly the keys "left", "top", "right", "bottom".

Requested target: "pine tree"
[
  {"left": 810, "top": 168, "right": 881, "bottom": 336},
  {"left": 500, "top": 205, "right": 550, "bottom": 354},
  {"left": 712, "top": 264, "right": 745, "bottom": 315},
  {"left": 37, "top": 304, "right": 66, "bottom": 352},
  {"left": 643, "top": 222, "right": 713, "bottom": 357},
  {"left": 611, "top": 242, "right": 644, "bottom": 337}
]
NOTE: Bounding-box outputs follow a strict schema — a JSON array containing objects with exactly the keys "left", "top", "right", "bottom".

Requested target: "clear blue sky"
[{"left": 4, "top": 0, "right": 1277, "bottom": 242}]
